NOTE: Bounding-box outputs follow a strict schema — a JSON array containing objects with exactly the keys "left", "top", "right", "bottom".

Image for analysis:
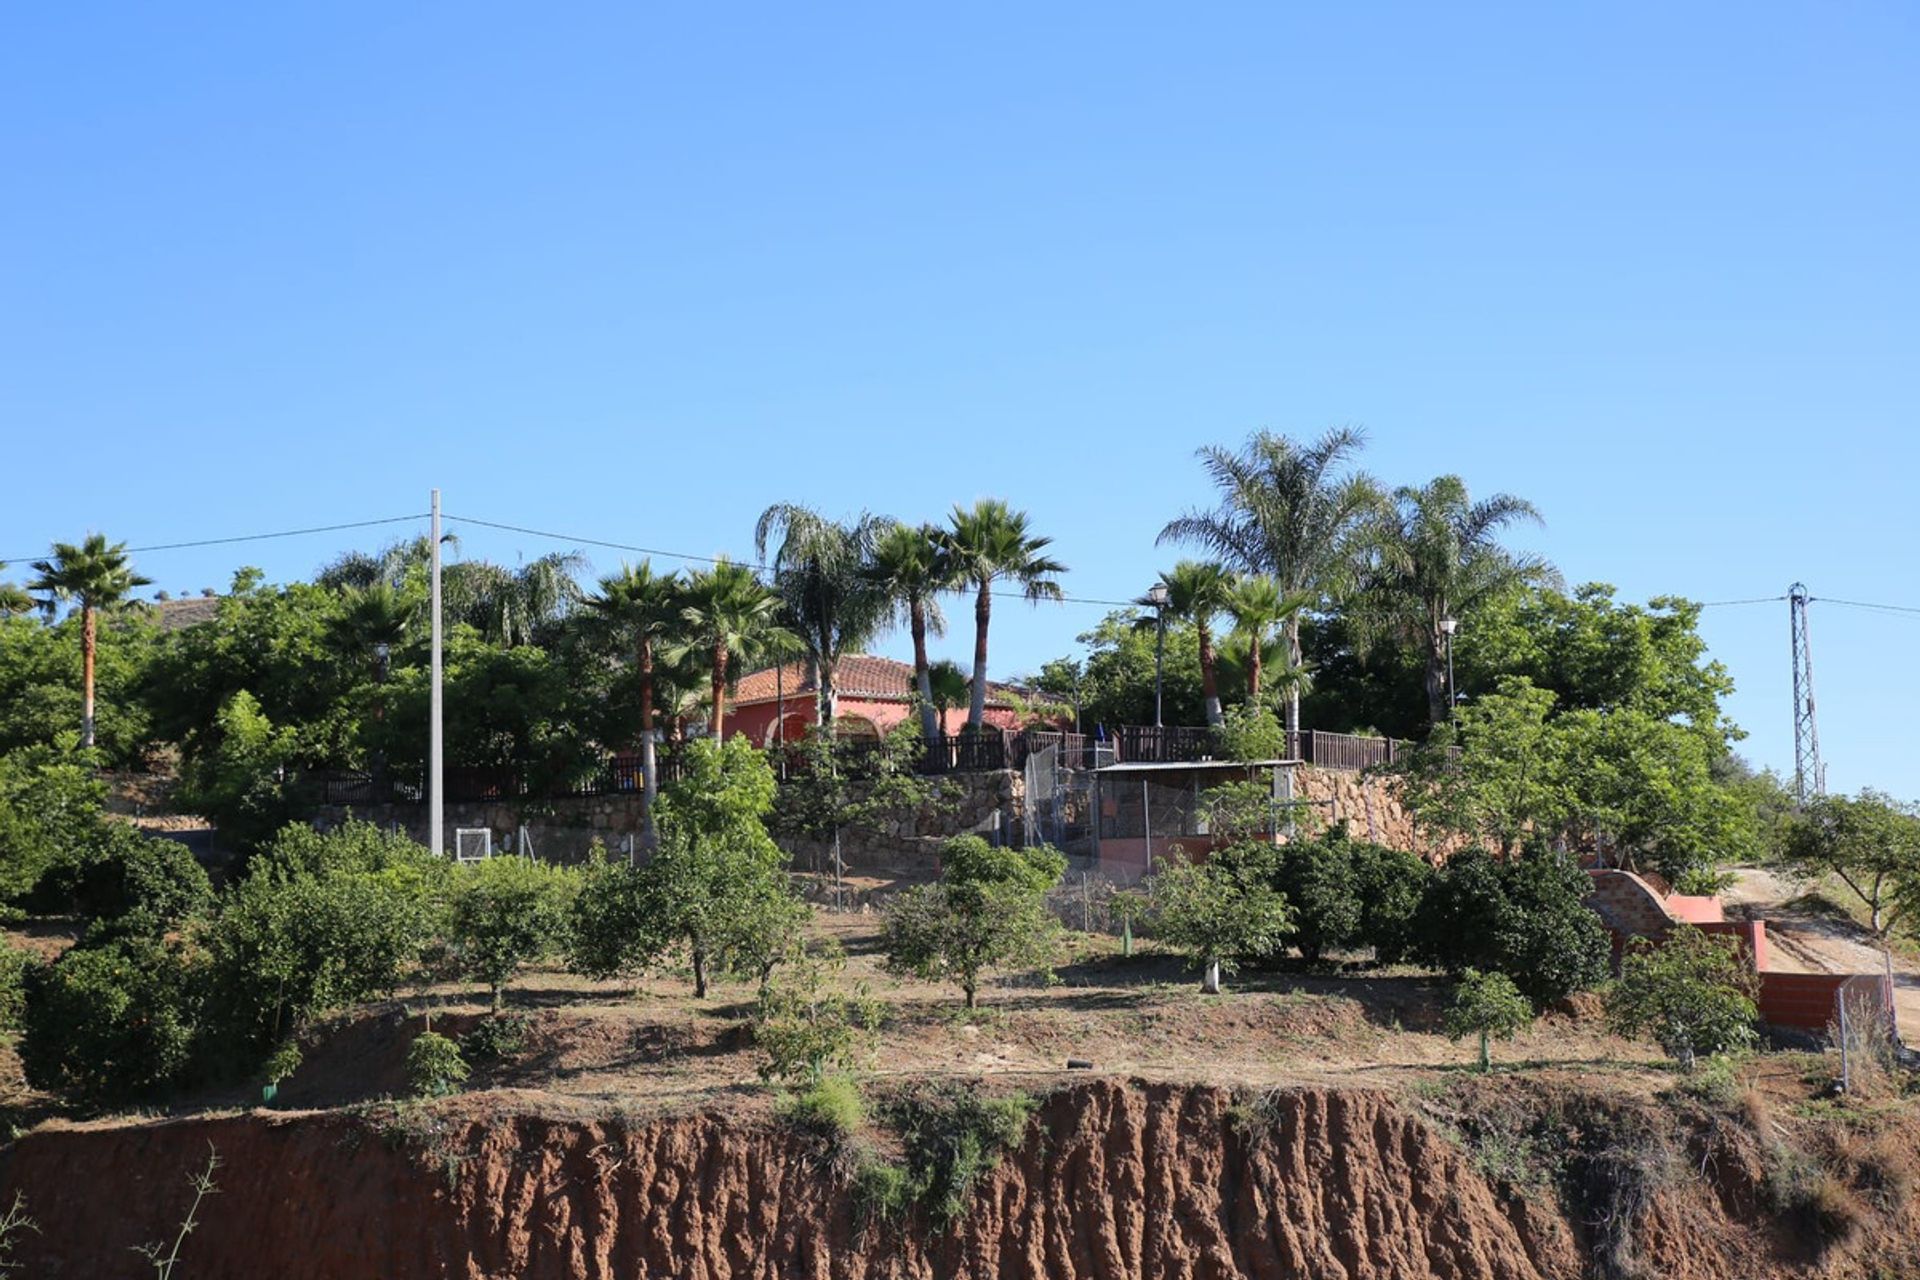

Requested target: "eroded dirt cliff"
[{"left": 0, "top": 1079, "right": 1912, "bottom": 1279}]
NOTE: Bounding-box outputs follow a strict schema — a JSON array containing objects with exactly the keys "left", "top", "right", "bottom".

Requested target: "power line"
[
  {"left": 445, "top": 512, "right": 1143, "bottom": 607},
  {"left": 1, "top": 514, "right": 428, "bottom": 564},
  {"left": 1695, "top": 595, "right": 1786, "bottom": 607},
  {"left": 1815, "top": 596, "right": 1920, "bottom": 618}
]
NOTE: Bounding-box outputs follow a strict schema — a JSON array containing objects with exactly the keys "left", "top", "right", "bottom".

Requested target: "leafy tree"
[
  {"left": 883, "top": 835, "right": 1065, "bottom": 1007},
  {"left": 1034, "top": 611, "right": 1206, "bottom": 732},
  {"left": 0, "top": 611, "right": 158, "bottom": 764},
  {"left": 1161, "top": 427, "right": 1382, "bottom": 738},
  {"left": 0, "top": 565, "right": 31, "bottom": 617},
  {"left": 326, "top": 580, "right": 416, "bottom": 791},
  {"left": 175, "top": 690, "right": 299, "bottom": 854},
  {"left": 866, "top": 523, "right": 953, "bottom": 741},
  {"left": 767, "top": 721, "right": 953, "bottom": 877},
  {"left": 756, "top": 504, "right": 895, "bottom": 727},
  {"left": 600, "top": 737, "right": 798, "bottom": 997},
  {"left": 0, "top": 739, "right": 107, "bottom": 905},
  {"left": 925, "top": 659, "right": 973, "bottom": 733},
  {"left": 677, "top": 559, "right": 792, "bottom": 741},
  {"left": 449, "top": 856, "right": 579, "bottom": 1010},
  {"left": 1416, "top": 845, "right": 1610, "bottom": 1009},
  {"left": 1396, "top": 677, "right": 1565, "bottom": 853},
  {"left": 1445, "top": 969, "right": 1533, "bottom": 1071},
  {"left": 1146, "top": 847, "right": 1292, "bottom": 992},
  {"left": 1776, "top": 790, "right": 1920, "bottom": 937},
  {"left": 1211, "top": 703, "right": 1286, "bottom": 763},
  {"left": 1351, "top": 475, "right": 1558, "bottom": 727},
  {"left": 1606, "top": 926, "right": 1759, "bottom": 1069},
  {"left": 442, "top": 551, "right": 586, "bottom": 648},
  {"left": 22, "top": 931, "right": 204, "bottom": 1105},
  {"left": 55, "top": 822, "right": 212, "bottom": 927},
  {"left": 0, "top": 943, "right": 29, "bottom": 1033},
  {"left": 583, "top": 561, "right": 684, "bottom": 853},
  {"left": 1457, "top": 584, "right": 1738, "bottom": 744},
  {"left": 27, "top": 534, "right": 153, "bottom": 748},
  {"left": 940, "top": 500, "right": 1066, "bottom": 731}
]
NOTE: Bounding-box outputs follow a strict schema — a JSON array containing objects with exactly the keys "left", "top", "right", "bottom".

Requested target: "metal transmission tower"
[{"left": 1788, "top": 583, "right": 1824, "bottom": 804}]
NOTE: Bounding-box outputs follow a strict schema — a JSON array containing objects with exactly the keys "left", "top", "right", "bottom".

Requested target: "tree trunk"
[
  {"left": 964, "top": 979, "right": 978, "bottom": 1009},
  {"left": 638, "top": 637, "right": 658, "bottom": 858},
  {"left": 1424, "top": 633, "right": 1449, "bottom": 727},
  {"left": 1198, "top": 622, "right": 1222, "bottom": 726},
  {"left": 1282, "top": 614, "right": 1302, "bottom": 738},
  {"left": 492, "top": 982, "right": 504, "bottom": 1013},
  {"left": 818, "top": 648, "right": 837, "bottom": 728},
  {"left": 1478, "top": 1029, "right": 1490, "bottom": 1072},
  {"left": 80, "top": 604, "right": 97, "bottom": 749},
  {"left": 1247, "top": 633, "right": 1262, "bottom": 701},
  {"left": 968, "top": 579, "right": 991, "bottom": 729},
  {"left": 911, "top": 600, "right": 938, "bottom": 742},
  {"left": 692, "top": 948, "right": 708, "bottom": 999},
  {"left": 1201, "top": 958, "right": 1222, "bottom": 994},
  {"left": 710, "top": 641, "right": 728, "bottom": 740}
]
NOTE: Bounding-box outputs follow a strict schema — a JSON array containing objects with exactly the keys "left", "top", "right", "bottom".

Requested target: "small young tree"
[
  {"left": 1444, "top": 969, "right": 1533, "bottom": 1071},
  {"left": 449, "top": 857, "right": 579, "bottom": 1010},
  {"left": 1606, "top": 926, "right": 1758, "bottom": 1070},
  {"left": 883, "top": 836, "right": 1065, "bottom": 1008},
  {"left": 1146, "top": 848, "right": 1292, "bottom": 993},
  {"left": 753, "top": 942, "right": 879, "bottom": 1085},
  {"left": 1350, "top": 841, "right": 1432, "bottom": 964},
  {"left": 1271, "top": 826, "right": 1363, "bottom": 964}
]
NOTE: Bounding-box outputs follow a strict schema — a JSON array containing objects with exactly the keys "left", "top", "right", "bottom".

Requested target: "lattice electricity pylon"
[{"left": 1788, "top": 583, "right": 1824, "bottom": 805}]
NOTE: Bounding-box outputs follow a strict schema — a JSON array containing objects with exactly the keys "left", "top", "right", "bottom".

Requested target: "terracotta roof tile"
[{"left": 731, "top": 655, "right": 1019, "bottom": 708}]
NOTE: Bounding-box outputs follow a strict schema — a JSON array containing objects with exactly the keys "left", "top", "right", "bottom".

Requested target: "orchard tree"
[
  {"left": 1146, "top": 847, "right": 1292, "bottom": 994},
  {"left": 1776, "top": 790, "right": 1920, "bottom": 937},
  {"left": 883, "top": 835, "right": 1065, "bottom": 1008},
  {"left": 1445, "top": 969, "right": 1533, "bottom": 1071},
  {"left": 450, "top": 856, "right": 579, "bottom": 1010},
  {"left": 1606, "top": 927, "right": 1758, "bottom": 1070}
]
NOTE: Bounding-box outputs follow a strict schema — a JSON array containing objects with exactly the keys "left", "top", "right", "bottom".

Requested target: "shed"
[{"left": 1090, "top": 757, "right": 1310, "bottom": 879}]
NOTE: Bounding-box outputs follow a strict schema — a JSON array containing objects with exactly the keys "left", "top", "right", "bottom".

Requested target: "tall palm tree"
[
  {"left": 940, "top": 500, "right": 1066, "bottom": 731},
  {"left": 28, "top": 534, "right": 152, "bottom": 748},
  {"left": 1140, "top": 561, "right": 1235, "bottom": 726},
  {"left": 317, "top": 535, "right": 447, "bottom": 593},
  {"left": 1160, "top": 428, "right": 1382, "bottom": 738},
  {"left": 754, "top": 504, "right": 894, "bottom": 728},
  {"left": 866, "top": 523, "right": 951, "bottom": 742},
  {"left": 0, "top": 565, "right": 32, "bottom": 617},
  {"left": 1222, "top": 575, "right": 1312, "bottom": 702},
  {"left": 584, "top": 561, "right": 683, "bottom": 853},
  {"left": 677, "top": 559, "right": 792, "bottom": 741},
  {"left": 1358, "top": 475, "right": 1558, "bottom": 726}
]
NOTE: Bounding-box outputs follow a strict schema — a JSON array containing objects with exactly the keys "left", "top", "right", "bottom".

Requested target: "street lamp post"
[
  {"left": 1439, "top": 617, "right": 1458, "bottom": 722},
  {"left": 1148, "top": 582, "right": 1171, "bottom": 727}
]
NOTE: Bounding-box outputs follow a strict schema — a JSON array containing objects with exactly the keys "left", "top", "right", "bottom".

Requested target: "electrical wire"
[{"left": 1, "top": 514, "right": 428, "bottom": 564}]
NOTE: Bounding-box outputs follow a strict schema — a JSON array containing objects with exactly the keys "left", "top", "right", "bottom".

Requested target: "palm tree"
[
  {"left": 317, "top": 535, "right": 446, "bottom": 593},
  {"left": 866, "top": 523, "right": 951, "bottom": 742},
  {"left": 1160, "top": 428, "right": 1382, "bottom": 738},
  {"left": 754, "top": 504, "right": 894, "bottom": 728},
  {"left": 0, "top": 565, "right": 32, "bottom": 617},
  {"left": 940, "top": 500, "right": 1066, "bottom": 731},
  {"left": 28, "top": 534, "right": 152, "bottom": 748},
  {"left": 328, "top": 581, "right": 416, "bottom": 794},
  {"left": 677, "top": 559, "right": 792, "bottom": 741},
  {"left": 1358, "top": 475, "right": 1558, "bottom": 726},
  {"left": 925, "top": 659, "right": 971, "bottom": 736},
  {"left": 1222, "top": 575, "right": 1312, "bottom": 702},
  {"left": 1140, "top": 561, "right": 1235, "bottom": 727},
  {"left": 584, "top": 562, "right": 683, "bottom": 853},
  {"left": 444, "top": 551, "right": 586, "bottom": 647}
]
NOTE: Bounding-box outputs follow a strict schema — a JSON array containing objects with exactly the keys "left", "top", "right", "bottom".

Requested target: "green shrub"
[
  {"left": 1213, "top": 703, "right": 1286, "bottom": 762},
  {"left": 59, "top": 822, "right": 212, "bottom": 926},
  {"left": 1350, "top": 842, "right": 1432, "bottom": 964},
  {"left": 878, "top": 1082, "right": 1038, "bottom": 1226},
  {"left": 406, "top": 1030, "right": 469, "bottom": 1098},
  {"left": 883, "top": 838, "right": 1064, "bottom": 1008},
  {"left": 0, "top": 741, "right": 106, "bottom": 906},
  {"left": 0, "top": 943, "right": 30, "bottom": 1032},
  {"left": 754, "top": 943, "right": 879, "bottom": 1085},
  {"left": 460, "top": 1012, "right": 532, "bottom": 1064},
  {"left": 263, "top": 1039, "right": 303, "bottom": 1087},
  {"left": 21, "top": 932, "right": 203, "bottom": 1105},
  {"left": 780, "top": 1074, "right": 864, "bottom": 1140},
  {"left": 850, "top": 1156, "right": 913, "bottom": 1225},
  {"left": 1271, "top": 828, "right": 1363, "bottom": 964}
]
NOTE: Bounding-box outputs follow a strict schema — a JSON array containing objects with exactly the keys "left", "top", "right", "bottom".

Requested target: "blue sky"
[{"left": 3, "top": 3, "right": 1916, "bottom": 794}]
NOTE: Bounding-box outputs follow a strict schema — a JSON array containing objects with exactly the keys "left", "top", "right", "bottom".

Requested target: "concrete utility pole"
[{"left": 430, "top": 489, "right": 444, "bottom": 856}]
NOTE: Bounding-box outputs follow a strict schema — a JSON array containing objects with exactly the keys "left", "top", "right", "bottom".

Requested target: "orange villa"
[{"left": 726, "top": 655, "right": 1027, "bottom": 745}]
